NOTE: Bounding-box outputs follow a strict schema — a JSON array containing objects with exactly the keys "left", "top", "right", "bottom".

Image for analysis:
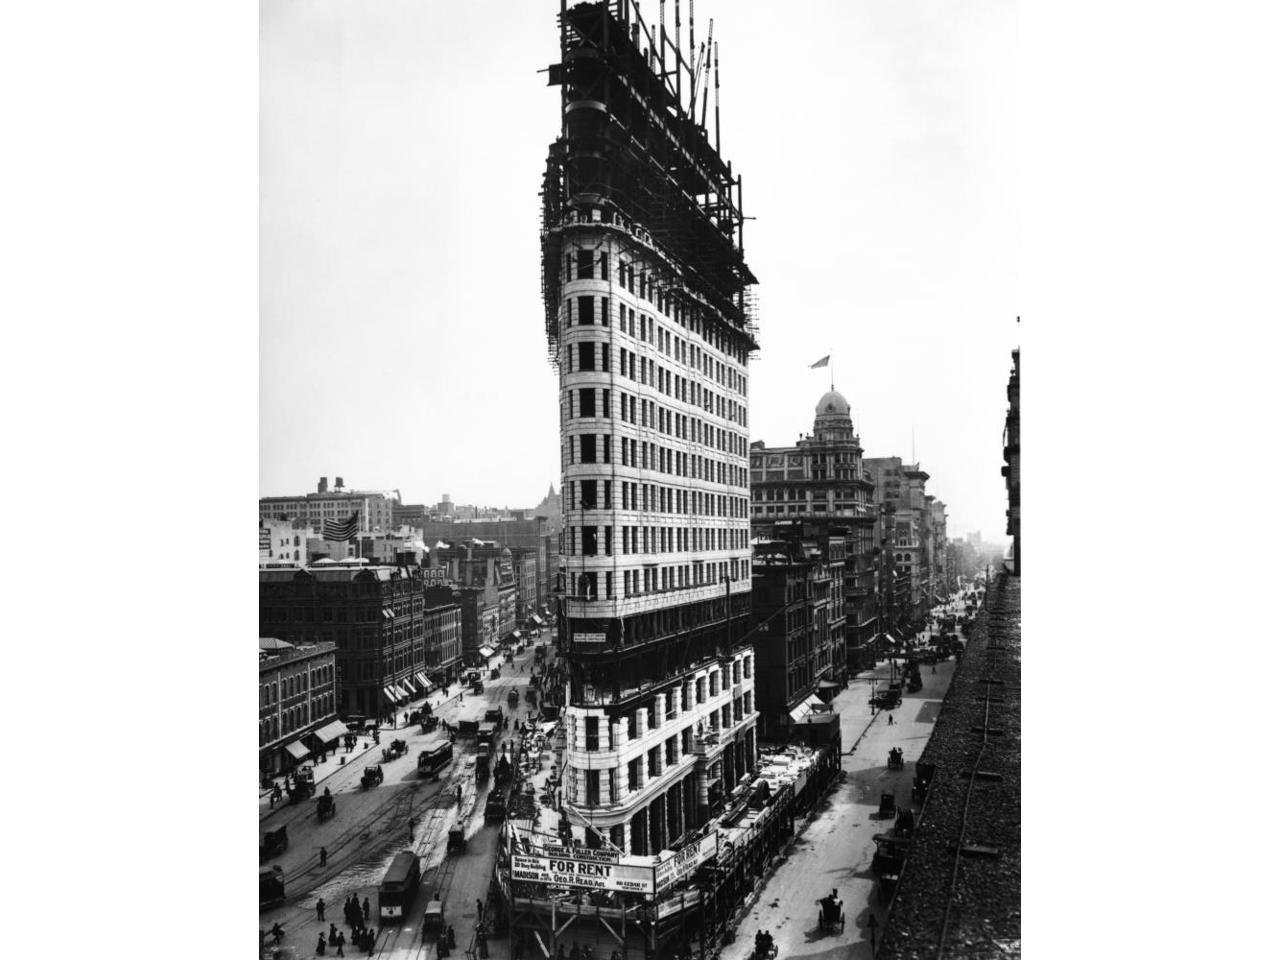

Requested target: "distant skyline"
[{"left": 261, "top": 0, "right": 1017, "bottom": 541}]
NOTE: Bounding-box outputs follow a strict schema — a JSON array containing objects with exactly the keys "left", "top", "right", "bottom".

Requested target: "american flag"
[{"left": 323, "top": 511, "right": 360, "bottom": 542}]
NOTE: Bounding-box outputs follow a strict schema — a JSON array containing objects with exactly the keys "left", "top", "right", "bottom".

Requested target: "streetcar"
[
  {"left": 259, "top": 865, "right": 285, "bottom": 909},
  {"left": 417, "top": 738, "right": 453, "bottom": 778},
  {"left": 378, "top": 851, "right": 422, "bottom": 923}
]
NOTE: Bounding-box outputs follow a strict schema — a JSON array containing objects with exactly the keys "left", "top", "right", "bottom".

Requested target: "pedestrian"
[
  {"left": 330, "top": 923, "right": 338, "bottom": 944},
  {"left": 317, "top": 898, "right": 326, "bottom": 921},
  {"left": 436, "top": 934, "right": 447, "bottom": 958},
  {"left": 335, "top": 931, "right": 346, "bottom": 957},
  {"left": 457, "top": 785, "right": 463, "bottom": 805},
  {"left": 478, "top": 928, "right": 489, "bottom": 958},
  {"left": 316, "top": 932, "right": 327, "bottom": 956},
  {"left": 270, "top": 792, "right": 276, "bottom": 809},
  {"left": 888, "top": 713, "right": 894, "bottom": 726},
  {"left": 476, "top": 898, "right": 484, "bottom": 920},
  {"left": 272, "top": 922, "right": 285, "bottom": 945},
  {"left": 363, "top": 898, "right": 370, "bottom": 922},
  {"left": 447, "top": 926, "right": 456, "bottom": 950},
  {"left": 320, "top": 846, "right": 328, "bottom": 866}
]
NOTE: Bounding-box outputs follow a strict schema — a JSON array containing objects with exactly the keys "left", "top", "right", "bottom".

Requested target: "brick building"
[
  {"left": 258, "top": 638, "right": 342, "bottom": 776},
  {"left": 258, "top": 561, "right": 427, "bottom": 721}
]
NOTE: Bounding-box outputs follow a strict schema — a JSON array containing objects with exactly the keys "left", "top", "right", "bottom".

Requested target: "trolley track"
[{"left": 262, "top": 651, "right": 542, "bottom": 958}]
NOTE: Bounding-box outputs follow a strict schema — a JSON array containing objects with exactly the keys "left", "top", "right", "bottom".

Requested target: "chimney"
[{"left": 318, "top": 477, "right": 328, "bottom": 494}]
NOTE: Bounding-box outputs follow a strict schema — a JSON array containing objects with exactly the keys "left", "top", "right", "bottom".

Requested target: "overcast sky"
[{"left": 261, "top": 0, "right": 1017, "bottom": 541}]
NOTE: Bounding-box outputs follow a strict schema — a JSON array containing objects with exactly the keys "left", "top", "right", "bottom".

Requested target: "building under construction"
[{"left": 493, "top": 2, "right": 841, "bottom": 957}]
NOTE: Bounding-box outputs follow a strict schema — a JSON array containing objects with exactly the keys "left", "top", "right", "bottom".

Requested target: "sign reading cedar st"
[{"left": 511, "top": 851, "right": 655, "bottom": 894}]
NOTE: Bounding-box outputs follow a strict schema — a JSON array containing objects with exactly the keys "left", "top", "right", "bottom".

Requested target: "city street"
[
  {"left": 719, "top": 652, "right": 958, "bottom": 960},
  {"left": 260, "top": 639, "right": 552, "bottom": 959}
]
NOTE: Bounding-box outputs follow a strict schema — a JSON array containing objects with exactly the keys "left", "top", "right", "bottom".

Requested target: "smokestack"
[{"left": 318, "top": 477, "right": 328, "bottom": 494}]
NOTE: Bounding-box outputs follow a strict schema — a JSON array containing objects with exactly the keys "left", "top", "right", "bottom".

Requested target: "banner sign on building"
[
  {"left": 654, "top": 832, "right": 719, "bottom": 893},
  {"left": 510, "top": 852, "right": 653, "bottom": 894},
  {"left": 574, "top": 632, "right": 607, "bottom": 646}
]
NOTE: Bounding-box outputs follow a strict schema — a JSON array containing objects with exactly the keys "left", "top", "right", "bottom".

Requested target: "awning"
[
  {"left": 397, "top": 681, "right": 415, "bottom": 699},
  {"left": 529, "top": 614, "right": 546, "bottom": 627},
  {"left": 817, "top": 680, "right": 840, "bottom": 689},
  {"left": 382, "top": 608, "right": 395, "bottom": 619},
  {"left": 415, "top": 672, "right": 433, "bottom": 691},
  {"left": 478, "top": 645, "right": 496, "bottom": 659},
  {"left": 313, "top": 719, "right": 349, "bottom": 743},
  {"left": 383, "top": 685, "right": 402, "bottom": 703},
  {"left": 510, "top": 630, "right": 524, "bottom": 641},
  {"left": 788, "top": 694, "right": 825, "bottom": 724},
  {"left": 284, "top": 740, "right": 310, "bottom": 761}
]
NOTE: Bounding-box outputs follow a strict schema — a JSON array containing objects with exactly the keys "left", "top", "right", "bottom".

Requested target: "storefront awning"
[
  {"left": 478, "top": 645, "right": 496, "bottom": 659},
  {"left": 312, "top": 719, "right": 349, "bottom": 743},
  {"left": 382, "top": 607, "right": 395, "bottom": 619},
  {"left": 397, "top": 681, "right": 416, "bottom": 699},
  {"left": 415, "top": 672, "right": 433, "bottom": 691},
  {"left": 529, "top": 614, "right": 546, "bottom": 627},
  {"left": 284, "top": 740, "right": 310, "bottom": 761},
  {"left": 817, "top": 680, "right": 840, "bottom": 689},
  {"left": 383, "top": 685, "right": 402, "bottom": 703}
]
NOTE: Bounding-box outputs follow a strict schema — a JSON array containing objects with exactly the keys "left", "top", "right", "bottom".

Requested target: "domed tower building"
[
  {"left": 540, "top": 1, "right": 760, "bottom": 858},
  {"left": 749, "top": 387, "right": 879, "bottom": 733}
]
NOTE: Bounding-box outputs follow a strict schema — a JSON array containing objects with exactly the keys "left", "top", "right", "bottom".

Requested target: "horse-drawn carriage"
[
  {"left": 484, "top": 789, "right": 508, "bottom": 823},
  {"left": 287, "top": 768, "right": 315, "bottom": 803},
  {"left": 361, "top": 765, "right": 384, "bottom": 790},
  {"left": 894, "top": 807, "right": 916, "bottom": 838},
  {"left": 912, "top": 762, "right": 936, "bottom": 803},
  {"left": 871, "top": 834, "right": 910, "bottom": 877},
  {"left": 878, "top": 792, "right": 897, "bottom": 818},
  {"left": 316, "top": 792, "right": 336, "bottom": 821},
  {"left": 259, "top": 825, "right": 288, "bottom": 861},
  {"left": 887, "top": 747, "right": 905, "bottom": 770},
  {"left": 507, "top": 689, "right": 519, "bottom": 709},
  {"left": 447, "top": 822, "right": 466, "bottom": 855},
  {"left": 872, "top": 687, "right": 902, "bottom": 710},
  {"left": 422, "top": 898, "right": 445, "bottom": 940},
  {"left": 817, "top": 893, "right": 845, "bottom": 932},
  {"left": 493, "top": 752, "right": 513, "bottom": 789}
]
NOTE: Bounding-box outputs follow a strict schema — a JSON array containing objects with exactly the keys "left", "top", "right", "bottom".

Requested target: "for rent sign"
[
  {"left": 654, "top": 832, "right": 719, "bottom": 892},
  {"left": 510, "top": 853, "right": 654, "bottom": 894}
]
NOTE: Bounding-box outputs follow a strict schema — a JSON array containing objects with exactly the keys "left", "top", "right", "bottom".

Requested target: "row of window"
[
  {"left": 259, "top": 692, "right": 335, "bottom": 746},
  {"left": 567, "top": 558, "right": 751, "bottom": 600},
  {"left": 566, "top": 332, "right": 747, "bottom": 437},
  {"left": 565, "top": 433, "right": 748, "bottom": 491},
  {"left": 753, "top": 487, "right": 870, "bottom": 502},
  {"left": 572, "top": 386, "right": 747, "bottom": 461},
  {"left": 260, "top": 663, "right": 335, "bottom": 706},
  {"left": 565, "top": 247, "right": 751, "bottom": 371},
  {"left": 567, "top": 523, "right": 748, "bottom": 557},
  {"left": 565, "top": 478, "right": 748, "bottom": 521}
]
